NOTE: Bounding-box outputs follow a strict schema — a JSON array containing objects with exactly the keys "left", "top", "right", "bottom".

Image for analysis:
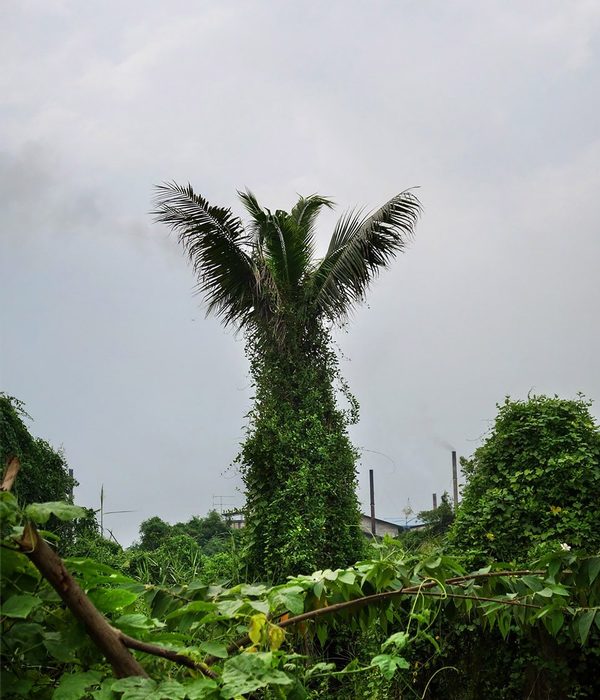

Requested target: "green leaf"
[
  {"left": 587, "top": 556, "right": 600, "bottom": 585},
  {"left": 221, "top": 653, "right": 292, "bottom": 699},
  {"left": 44, "top": 632, "right": 79, "bottom": 663},
  {"left": 382, "top": 631, "right": 409, "bottom": 651},
  {"left": 53, "top": 671, "right": 103, "bottom": 700},
  {"left": 165, "top": 600, "right": 215, "bottom": 620},
  {"left": 371, "top": 654, "right": 410, "bottom": 680},
  {"left": 248, "top": 599, "right": 270, "bottom": 615},
  {"left": 181, "top": 678, "right": 220, "bottom": 699},
  {"left": 0, "top": 593, "right": 42, "bottom": 618},
  {"left": 216, "top": 599, "right": 244, "bottom": 618},
  {"left": 88, "top": 587, "right": 140, "bottom": 612},
  {"left": 200, "top": 641, "right": 229, "bottom": 658},
  {"left": 336, "top": 570, "right": 356, "bottom": 585},
  {"left": 0, "top": 491, "right": 19, "bottom": 524},
  {"left": 522, "top": 576, "right": 544, "bottom": 592},
  {"left": 114, "top": 613, "right": 161, "bottom": 632},
  {"left": 273, "top": 587, "right": 305, "bottom": 615},
  {"left": 577, "top": 609, "right": 596, "bottom": 645},
  {"left": 304, "top": 662, "right": 336, "bottom": 679},
  {"left": 112, "top": 677, "right": 158, "bottom": 700},
  {"left": 25, "top": 502, "right": 86, "bottom": 525}
]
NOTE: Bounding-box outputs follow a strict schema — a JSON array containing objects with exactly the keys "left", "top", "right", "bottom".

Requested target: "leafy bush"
[{"left": 450, "top": 394, "right": 600, "bottom": 565}]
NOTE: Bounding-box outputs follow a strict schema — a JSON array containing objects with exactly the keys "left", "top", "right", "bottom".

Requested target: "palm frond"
[
  {"left": 309, "top": 190, "right": 422, "bottom": 320},
  {"left": 153, "top": 182, "right": 258, "bottom": 328},
  {"left": 290, "top": 194, "right": 334, "bottom": 241}
]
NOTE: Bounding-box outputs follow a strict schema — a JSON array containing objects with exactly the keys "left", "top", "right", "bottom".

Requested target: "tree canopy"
[{"left": 154, "top": 185, "right": 421, "bottom": 580}]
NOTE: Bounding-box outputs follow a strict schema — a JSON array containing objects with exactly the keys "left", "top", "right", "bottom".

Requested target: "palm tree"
[{"left": 154, "top": 183, "right": 421, "bottom": 580}]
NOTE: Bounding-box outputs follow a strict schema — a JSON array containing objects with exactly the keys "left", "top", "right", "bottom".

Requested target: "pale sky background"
[{"left": 1, "top": 1, "right": 599, "bottom": 545}]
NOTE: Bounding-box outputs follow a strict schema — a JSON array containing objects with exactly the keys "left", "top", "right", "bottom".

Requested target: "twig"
[{"left": 118, "top": 633, "right": 218, "bottom": 680}]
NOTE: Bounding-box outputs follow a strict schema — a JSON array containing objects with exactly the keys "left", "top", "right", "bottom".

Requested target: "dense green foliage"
[
  {"left": 240, "top": 324, "right": 365, "bottom": 581},
  {"left": 450, "top": 395, "right": 600, "bottom": 564},
  {"left": 0, "top": 395, "right": 76, "bottom": 508},
  {"left": 3, "top": 488, "right": 599, "bottom": 699},
  {"left": 137, "top": 512, "right": 231, "bottom": 556},
  {"left": 421, "top": 395, "right": 600, "bottom": 699},
  {"left": 153, "top": 185, "right": 421, "bottom": 579},
  {"left": 2, "top": 393, "right": 600, "bottom": 698}
]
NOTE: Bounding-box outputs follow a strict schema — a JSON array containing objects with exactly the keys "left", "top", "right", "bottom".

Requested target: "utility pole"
[
  {"left": 432, "top": 493, "right": 437, "bottom": 510},
  {"left": 100, "top": 484, "right": 104, "bottom": 537},
  {"left": 369, "top": 469, "right": 376, "bottom": 535},
  {"left": 452, "top": 450, "right": 459, "bottom": 511}
]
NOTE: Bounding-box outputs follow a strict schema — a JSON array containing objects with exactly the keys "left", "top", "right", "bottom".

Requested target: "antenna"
[{"left": 96, "top": 485, "right": 136, "bottom": 537}]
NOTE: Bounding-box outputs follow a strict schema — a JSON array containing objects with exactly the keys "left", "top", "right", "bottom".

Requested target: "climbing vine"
[{"left": 238, "top": 321, "right": 364, "bottom": 582}]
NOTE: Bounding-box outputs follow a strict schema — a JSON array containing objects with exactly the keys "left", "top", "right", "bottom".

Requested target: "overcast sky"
[{"left": 1, "top": 0, "right": 599, "bottom": 545}]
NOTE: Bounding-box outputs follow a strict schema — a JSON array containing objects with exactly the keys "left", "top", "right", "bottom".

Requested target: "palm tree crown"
[{"left": 153, "top": 183, "right": 421, "bottom": 342}]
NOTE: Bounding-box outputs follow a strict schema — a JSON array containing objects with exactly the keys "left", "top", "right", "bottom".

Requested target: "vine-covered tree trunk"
[{"left": 239, "top": 327, "right": 364, "bottom": 582}]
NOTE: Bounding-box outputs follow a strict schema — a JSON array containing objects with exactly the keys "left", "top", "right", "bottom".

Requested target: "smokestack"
[
  {"left": 369, "top": 469, "right": 376, "bottom": 535},
  {"left": 452, "top": 450, "right": 459, "bottom": 511},
  {"left": 432, "top": 493, "right": 437, "bottom": 510}
]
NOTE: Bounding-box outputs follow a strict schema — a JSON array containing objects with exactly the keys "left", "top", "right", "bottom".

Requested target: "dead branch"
[
  {"left": 1, "top": 456, "right": 21, "bottom": 492},
  {"left": 18, "top": 522, "right": 148, "bottom": 678}
]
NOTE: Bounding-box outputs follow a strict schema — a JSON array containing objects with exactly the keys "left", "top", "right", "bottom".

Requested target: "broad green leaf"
[
  {"left": 53, "top": 671, "right": 103, "bottom": 700},
  {"left": 0, "top": 593, "right": 42, "bottom": 619},
  {"left": 112, "top": 677, "right": 158, "bottom": 700},
  {"left": 221, "top": 653, "right": 292, "bottom": 699},
  {"left": 371, "top": 654, "right": 410, "bottom": 680},
  {"left": 382, "top": 631, "right": 409, "bottom": 651},
  {"left": 239, "top": 584, "right": 267, "bottom": 597},
  {"left": 337, "top": 570, "right": 356, "bottom": 585},
  {"left": 166, "top": 600, "right": 215, "bottom": 620},
  {"left": 522, "top": 575, "right": 544, "bottom": 592},
  {"left": 248, "top": 599, "right": 270, "bottom": 615},
  {"left": 25, "top": 502, "right": 86, "bottom": 525},
  {"left": 182, "top": 677, "right": 220, "bottom": 699},
  {"left": 316, "top": 623, "right": 328, "bottom": 646},
  {"left": 88, "top": 587, "right": 140, "bottom": 612},
  {"left": 114, "top": 613, "right": 162, "bottom": 632},
  {"left": 0, "top": 491, "right": 19, "bottom": 524},
  {"left": 44, "top": 632, "right": 79, "bottom": 663},
  {"left": 304, "top": 662, "right": 336, "bottom": 679},
  {"left": 577, "top": 609, "right": 596, "bottom": 645},
  {"left": 91, "top": 678, "right": 117, "bottom": 700},
  {"left": 273, "top": 587, "right": 305, "bottom": 616},
  {"left": 216, "top": 599, "right": 244, "bottom": 617},
  {"left": 587, "top": 556, "right": 600, "bottom": 585},
  {"left": 200, "top": 640, "right": 228, "bottom": 658}
]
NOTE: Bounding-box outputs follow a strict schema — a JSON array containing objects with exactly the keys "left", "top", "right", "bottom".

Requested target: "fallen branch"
[
  {"left": 1, "top": 457, "right": 148, "bottom": 679},
  {"left": 19, "top": 522, "right": 149, "bottom": 678}
]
